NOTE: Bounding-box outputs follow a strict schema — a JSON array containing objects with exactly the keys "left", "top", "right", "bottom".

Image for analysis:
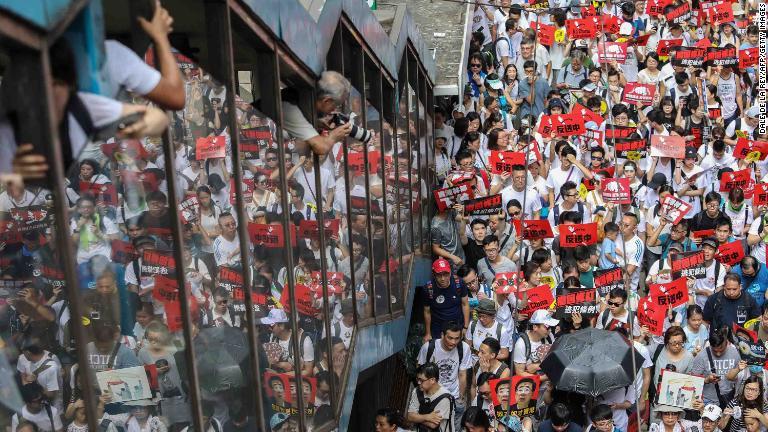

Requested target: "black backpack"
[
  {"left": 426, "top": 339, "right": 464, "bottom": 366},
  {"left": 416, "top": 388, "right": 456, "bottom": 432}
]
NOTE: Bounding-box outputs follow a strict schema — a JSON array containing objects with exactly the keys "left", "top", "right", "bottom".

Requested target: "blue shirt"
[
  {"left": 733, "top": 263, "right": 768, "bottom": 307},
  {"left": 599, "top": 238, "right": 618, "bottom": 269},
  {"left": 422, "top": 275, "right": 468, "bottom": 326},
  {"left": 467, "top": 70, "right": 487, "bottom": 97},
  {"left": 518, "top": 77, "right": 551, "bottom": 119},
  {"left": 657, "top": 234, "right": 697, "bottom": 261}
]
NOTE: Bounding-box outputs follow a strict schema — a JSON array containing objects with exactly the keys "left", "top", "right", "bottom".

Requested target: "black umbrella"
[{"left": 540, "top": 328, "right": 644, "bottom": 397}]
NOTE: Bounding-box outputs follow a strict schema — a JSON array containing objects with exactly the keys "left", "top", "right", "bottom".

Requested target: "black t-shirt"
[
  {"left": 691, "top": 210, "right": 729, "bottom": 232},
  {"left": 464, "top": 240, "right": 486, "bottom": 271}
]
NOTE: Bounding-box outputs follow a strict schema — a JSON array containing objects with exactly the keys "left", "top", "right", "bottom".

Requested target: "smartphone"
[{"left": 92, "top": 112, "right": 144, "bottom": 142}]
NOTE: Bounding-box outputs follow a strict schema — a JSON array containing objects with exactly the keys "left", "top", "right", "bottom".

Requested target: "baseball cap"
[
  {"left": 701, "top": 237, "right": 718, "bottom": 249},
  {"left": 668, "top": 241, "right": 684, "bottom": 252},
  {"left": 747, "top": 105, "right": 761, "bottom": 119},
  {"left": 647, "top": 173, "right": 667, "bottom": 189},
  {"left": 530, "top": 310, "right": 559, "bottom": 327},
  {"left": 619, "top": 22, "right": 634, "bottom": 36},
  {"left": 432, "top": 258, "right": 451, "bottom": 274},
  {"left": 702, "top": 404, "right": 722, "bottom": 421},
  {"left": 260, "top": 308, "right": 289, "bottom": 325},
  {"left": 548, "top": 98, "right": 565, "bottom": 111},
  {"left": 270, "top": 413, "right": 290, "bottom": 429},
  {"left": 582, "top": 82, "right": 597, "bottom": 93},
  {"left": 685, "top": 147, "right": 698, "bottom": 159}
]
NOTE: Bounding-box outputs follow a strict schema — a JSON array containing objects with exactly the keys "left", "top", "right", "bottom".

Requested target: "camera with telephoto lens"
[{"left": 330, "top": 113, "right": 372, "bottom": 144}]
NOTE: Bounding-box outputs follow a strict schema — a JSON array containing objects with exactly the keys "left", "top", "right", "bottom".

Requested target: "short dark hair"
[
  {"left": 481, "top": 337, "right": 501, "bottom": 355},
  {"left": 591, "top": 404, "right": 614, "bottom": 422},
  {"left": 482, "top": 235, "right": 499, "bottom": 247},
  {"left": 609, "top": 287, "right": 627, "bottom": 301},
  {"left": 603, "top": 221, "right": 620, "bottom": 234},
  {"left": 443, "top": 321, "right": 463, "bottom": 334},
  {"left": 550, "top": 403, "right": 571, "bottom": 426},
  {"left": 523, "top": 60, "right": 538, "bottom": 71},
  {"left": 417, "top": 363, "right": 440, "bottom": 380},
  {"left": 471, "top": 219, "right": 489, "bottom": 228}
]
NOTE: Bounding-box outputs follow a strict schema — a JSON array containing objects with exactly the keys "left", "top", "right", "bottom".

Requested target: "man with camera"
[{"left": 281, "top": 71, "right": 371, "bottom": 156}]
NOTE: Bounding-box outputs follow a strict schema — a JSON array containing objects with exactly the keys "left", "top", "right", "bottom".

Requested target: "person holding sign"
[
  {"left": 512, "top": 310, "right": 557, "bottom": 382},
  {"left": 693, "top": 238, "right": 728, "bottom": 308}
]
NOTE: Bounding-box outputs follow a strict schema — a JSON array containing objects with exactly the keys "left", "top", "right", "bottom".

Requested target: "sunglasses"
[
  {"left": 607, "top": 301, "right": 624, "bottom": 307},
  {"left": 470, "top": 63, "right": 482, "bottom": 68}
]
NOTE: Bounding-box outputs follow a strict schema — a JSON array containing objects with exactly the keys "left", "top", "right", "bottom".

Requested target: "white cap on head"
[
  {"left": 702, "top": 404, "right": 722, "bottom": 421},
  {"left": 530, "top": 310, "right": 559, "bottom": 327},
  {"left": 619, "top": 22, "right": 634, "bottom": 36}
]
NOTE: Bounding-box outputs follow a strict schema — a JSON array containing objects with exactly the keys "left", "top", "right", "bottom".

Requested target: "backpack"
[
  {"left": 426, "top": 339, "right": 465, "bottom": 366},
  {"left": 553, "top": 202, "right": 585, "bottom": 225},
  {"left": 600, "top": 309, "right": 636, "bottom": 331},
  {"left": 469, "top": 319, "right": 503, "bottom": 347},
  {"left": 424, "top": 278, "right": 463, "bottom": 302},
  {"left": 416, "top": 388, "right": 456, "bottom": 432},
  {"left": 100, "top": 419, "right": 126, "bottom": 432},
  {"left": 490, "top": 35, "right": 512, "bottom": 70},
  {"left": 518, "top": 331, "right": 553, "bottom": 362}
]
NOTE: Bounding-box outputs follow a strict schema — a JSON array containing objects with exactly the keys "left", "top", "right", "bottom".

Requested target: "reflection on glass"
[
  {"left": 396, "top": 81, "right": 414, "bottom": 299},
  {"left": 407, "top": 85, "right": 421, "bottom": 251},
  {"left": 382, "top": 106, "right": 402, "bottom": 311}
]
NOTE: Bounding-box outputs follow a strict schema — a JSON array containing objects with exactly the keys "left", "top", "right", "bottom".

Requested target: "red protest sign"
[
  {"left": 649, "top": 278, "right": 689, "bottom": 308},
  {"left": 707, "top": 2, "right": 734, "bottom": 26},
  {"left": 661, "top": 196, "right": 693, "bottom": 224},
  {"left": 605, "top": 126, "right": 637, "bottom": 140},
  {"left": 79, "top": 182, "right": 117, "bottom": 205},
  {"left": 489, "top": 151, "right": 526, "bottom": 174},
  {"left": 195, "top": 136, "right": 226, "bottom": 160},
  {"left": 554, "top": 289, "right": 599, "bottom": 318},
  {"left": 140, "top": 250, "right": 176, "bottom": 278},
  {"left": 152, "top": 275, "right": 179, "bottom": 304},
  {"left": 464, "top": 194, "right": 503, "bottom": 216},
  {"left": 517, "top": 219, "right": 555, "bottom": 240},
  {"left": 566, "top": 18, "right": 598, "bottom": 40},
  {"left": 433, "top": 181, "right": 474, "bottom": 211},
  {"left": 657, "top": 39, "right": 684, "bottom": 58},
  {"left": 646, "top": 0, "right": 672, "bottom": 15},
  {"left": 600, "top": 15, "right": 623, "bottom": 34},
  {"left": 719, "top": 168, "right": 752, "bottom": 193},
  {"left": 540, "top": 113, "right": 586, "bottom": 137},
  {"left": 535, "top": 22, "right": 555, "bottom": 46},
  {"left": 218, "top": 266, "right": 244, "bottom": 293},
  {"left": 573, "top": 104, "right": 605, "bottom": 126},
  {"left": 671, "top": 250, "right": 707, "bottom": 279},
  {"left": 601, "top": 177, "right": 632, "bottom": 204},
  {"left": 598, "top": 42, "right": 628, "bottom": 63},
  {"left": 247, "top": 223, "right": 296, "bottom": 248},
  {"left": 650, "top": 135, "right": 686, "bottom": 159},
  {"left": 740, "top": 47, "right": 759, "bottom": 69},
  {"left": 716, "top": 240, "right": 746, "bottom": 266},
  {"left": 692, "top": 229, "right": 715, "bottom": 239},
  {"left": 347, "top": 150, "right": 380, "bottom": 176},
  {"left": 633, "top": 34, "right": 652, "bottom": 47},
  {"left": 517, "top": 284, "right": 555, "bottom": 315},
  {"left": 614, "top": 139, "right": 648, "bottom": 159},
  {"left": 558, "top": 223, "right": 599, "bottom": 247},
  {"left": 111, "top": 239, "right": 138, "bottom": 264},
  {"left": 281, "top": 283, "right": 320, "bottom": 316},
  {"left": 297, "top": 219, "right": 341, "bottom": 240},
  {"left": 622, "top": 82, "right": 657, "bottom": 105},
  {"left": 708, "top": 107, "right": 722, "bottom": 120},
  {"left": 309, "top": 271, "right": 345, "bottom": 295},
  {"left": 733, "top": 138, "right": 768, "bottom": 160},
  {"left": 7, "top": 206, "right": 50, "bottom": 232},
  {"left": 594, "top": 267, "right": 624, "bottom": 297},
  {"left": 753, "top": 183, "right": 768, "bottom": 207},
  {"left": 638, "top": 296, "right": 667, "bottom": 336},
  {"left": 665, "top": 2, "right": 691, "bottom": 23},
  {"left": 495, "top": 272, "right": 522, "bottom": 294}
]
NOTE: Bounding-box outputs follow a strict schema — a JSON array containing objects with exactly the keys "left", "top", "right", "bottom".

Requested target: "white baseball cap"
[
  {"left": 260, "top": 308, "right": 289, "bottom": 325},
  {"left": 702, "top": 404, "right": 722, "bottom": 421},
  {"left": 530, "top": 310, "right": 559, "bottom": 327},
  {"left": 619, "top": 22, "right": 634, "bottom": 36}
]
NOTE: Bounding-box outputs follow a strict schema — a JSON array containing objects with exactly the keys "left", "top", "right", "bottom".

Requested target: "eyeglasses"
[
  {"left": 266, "top": 157, "right": 277, "bottom": 162},
  {"left": 217, "top": 299, "right": 229, "bottom": 305},
  {"left": 608, "top": 301, "right": 624, "bottom": 307},
  {"left": 594, "top": 420, "right": 614, "bottom": 428},
  {"left": 667, "top": 340, "right": 684, "bottom": 346},
  {"left": 470, "top": 63, "right": 482, "bottom": 68},
  {"left": 591, "top": 156, "right": 603, "bottom": 161},
  {"left": 416, "top": 377, "right": 434, "bottom": 384},
  {"left": 565, "top": 193, "right": 579, "bottom": 198},
  {"left": 484, "top": 248, "right": 499, "bottom": 253},
  {"left": 510, "top": 211, "right": 521, "bottom": 217}
]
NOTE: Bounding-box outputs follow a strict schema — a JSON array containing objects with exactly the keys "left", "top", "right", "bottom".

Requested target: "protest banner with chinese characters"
[
  {"left": 532, "top": 21, "right": 555, "bottom": 46},
  {"left": 661, "top": 196, "right": 693, "bottom": 224},
  {"left": 646, "top": 0, "right": 672, "bottom": 15},
  {"left": 558, "top": 223, "right": 599, "bottom": 247},
  {"left": 706, "top": 46, "right": 739, "bottom": 67},
  {"left": 513, "top": 219, "right": 555, "bottom": 240},
  {"left": 753, "top": 183, "right": 768, "bottom": 206},
  {"left": 281, "top": 283, "right": 319, "bottom": 317},
  {"left": 665, "top": 2, "right": 691, "bottom": 23},
  {"left": 218, "top": 266, "right": 244, "bottom": 293},
  {"left": 622, "top": 83, "right": 657, "bottom": 105},
  {"left": 601, "top": 178, "right": 632, "bottom": 204},
  {"left": 719, "top": 168, "right": 752, "bottom": 193},
  {"left": 464, "top": 194, "right": 503, "bottom": 216},
  {"left": 111, "top": 239, "right": 138, "bottom": 264},
  {"left": 309, "top": 271, "right": 345, "bottom": 295},
  {"left": 195, "top": 136, "right": 226, "bottom": 160},
  {"left": 598, "top": 42, "right": 629, "bottom": 63},
  {"left": 517, "top": 284, "right": 555, "bottom": 315},
  {"left": 240, "top": 126, "right": 273, "bottom": 158},
  {"left": 555, "top": 288, "right": 599, "bottom": 318},
  {"left": 538, "top": 113, "right": 586, "bottom": 137},
  {"left": 8, "top": 206, "right": 50, "bottom": 233},
  {"left": 671, "top": 47, "right": 707, "bottom": 67},
  {"left": 152, "top": 275, "right": 181, "bottom": 304},
  {"left": 715, "top": 240, "right": 746, "bottom": 266},
  {"left": 733, "top": 324, "right": 766, "bottom": 365},
  {"left": 298, "top": 219, "right": 341, "bottom": 241},
  {"left": 566, "top": 18, "right": 598, "bottom": 39},
  {"left": 140, "top": 250, "right": 176, "bottom": 278},
  {"left": 434, "top": 181, "right": 474, "bottom": 212},
  {"left": 573, "top": 103, "right": 605, "bottom": 126},
  {"left": 179, "top": 196, "right": 200, "bottom": 224},
  {"left": 649, "top": 278, "right": 689, "bottom": 308},
  {"left": 671, "top": 250, "right": 707, "bottom": 279},
  {"left": 490, "top": 376, "right": 541, "bottom": 420},
  {"left": 638, "top": 296, "right": 666, "bottom": 336},
  {"left": 650, "top": 135, "right": 686, "bottom": 159},
  {"left": 614, "top": 139, "right": 648, "bottom": 160},
  {"left": 733, "top": 138, "right": 768, "bottom": 160},
  {"left": 656, "top": 39, "right": 684, "bottom": 58},
  {"left": 594, "top": 267, "right": 624, "bottom": 297},
  {"left": 247, "top": 223, "right": 297, "bottom": 248},
  {"left": 489, "top": 151, "right": 526, "bottom": 174}
]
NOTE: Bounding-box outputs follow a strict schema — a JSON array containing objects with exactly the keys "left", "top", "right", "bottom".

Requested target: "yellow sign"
[
  {"left": 540, "top": 275, "right": 556, "bottom": 290},
  {"left": 600, "top": 100, "right": 608, "bottom": 115},
  {"left": 746, "top": 151, "right": 762, "bottom": 163},
  {"left": 736, "top": 130, "right": 749, "bottom": 139},
  {"left": 626, "top": 151, "right": 642, "bottom": 161},
  {"left": 578, "top": 183, "right": 589, "bottom": 200},
  {"left": 82, "top": 316, "right": 91, "bottom": 326},
  {"left": 554, "top": 28, "right": 566, "bottom": 43}
]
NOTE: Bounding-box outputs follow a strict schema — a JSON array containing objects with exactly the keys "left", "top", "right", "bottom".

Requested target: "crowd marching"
[{"left": 374, "top": 0, "right": 768, "bottom": 431}]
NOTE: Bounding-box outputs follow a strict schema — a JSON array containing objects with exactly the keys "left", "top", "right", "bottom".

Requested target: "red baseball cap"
[{"left": 432, "top": 258, "right": 451, "bottom": 274}]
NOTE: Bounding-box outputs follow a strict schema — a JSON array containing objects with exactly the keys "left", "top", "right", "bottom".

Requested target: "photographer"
[{"left": 280, "top": 71, "right": 358, "bottom": 156}]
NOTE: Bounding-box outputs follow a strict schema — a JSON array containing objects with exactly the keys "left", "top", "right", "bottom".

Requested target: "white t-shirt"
[
  {"left": 617, "top": 234, "right": 644, "bottom": 292},
  {"left": 749, "top": 221, "right": 767, "bottom": 265},
  {"left": 407, "top": 385, "right": 453, "bottom": 431},
  {"left": 546, "top": 166, "right": 584, "bottom": 205},
  {"left": 70, "top": 92, "right": 124, "bottom": 161},
  {"left": 501, "top": 186, "right": 542, "bottom": 219},
  {"left": 512, "top": 332, "right": 551, "bottom": 365},
  {"left": 104, "top": 40, "right": 162, "bottom": 98},
  {"left": 672, "top": 166, "right": 705, "bottom": 218},
  {"left": 292, "top": 166, "right": 334, "bottom": 207},
  {"left": 417, "top": 340, "right": 474, "bottom": 399},
  {"left": 466, "top": 320, "right": 512, "bottom": 362},
  {"left": 17, "top": 352, "right": 63, "bottom": 410},
  {"left": 281, "top": 101, "right": 318, "bottom": 141},
  {"left": 694, "top": 260, "right": 726, "bottom": 308},
  {"left": 11, "top": 405, "right": 63, "bottom": 432},
  {"left": 213, "top": 234, "right": 241, "bottom": 267}
]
